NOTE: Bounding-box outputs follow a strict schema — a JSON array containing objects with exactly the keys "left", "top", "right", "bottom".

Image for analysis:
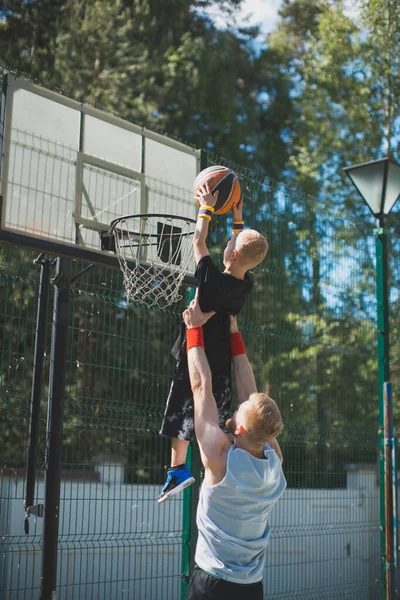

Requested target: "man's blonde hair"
[
  {"left": 244, "top": 393, "right": 283, "bottom": 445},
  {"left": 236, "top": 229, "right": 268, "bottom": 269}
]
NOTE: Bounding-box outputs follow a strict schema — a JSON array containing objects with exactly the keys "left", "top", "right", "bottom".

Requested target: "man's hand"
[
  {"left": 229, "top": 315, "right": 239, "bottom": 334},
  {"left": 232, "top": 194, "right": 243, "bottom": 222},
  {"left": 183, "top": 296, "right": 215, "bottom": 328},
  {"left": 196, "top": 182, "right": 219, "bottom": 208}
]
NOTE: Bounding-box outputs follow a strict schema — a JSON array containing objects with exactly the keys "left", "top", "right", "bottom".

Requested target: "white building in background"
[{"left": 0, "top": 461, "right": 380, "bottom": 599}]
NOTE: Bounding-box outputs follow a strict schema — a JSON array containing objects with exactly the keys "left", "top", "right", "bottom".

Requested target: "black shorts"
[
  {"left": 186, "top": 565, "right": 263, "bottom": 600},
  {"left": 159, "top": 362, "right": 232, "bottom": 442}
]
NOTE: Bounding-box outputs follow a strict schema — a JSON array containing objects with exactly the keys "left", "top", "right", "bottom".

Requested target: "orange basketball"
[{"left": 193, "top": 165, "right": 241, "bottom": 215}]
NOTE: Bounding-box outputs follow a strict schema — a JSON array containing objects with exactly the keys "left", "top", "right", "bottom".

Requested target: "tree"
[
  {"left": 0, "top": 0, "right": 65, "bottom": 77},
  {"left": 0, "top": 0, "right": 393, "bottom": 490},
  {"left": 0, "top": 0, "right": 296, "bottom": 174}
]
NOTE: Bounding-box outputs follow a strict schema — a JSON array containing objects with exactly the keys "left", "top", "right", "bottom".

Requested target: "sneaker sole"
[{"left": 157, "top": 477, "right": 195, "bottom": 504}]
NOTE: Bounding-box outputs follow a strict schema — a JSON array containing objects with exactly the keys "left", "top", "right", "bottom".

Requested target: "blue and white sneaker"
[{"left": 158, "top": 464, "right": 195, "bottom": 504}]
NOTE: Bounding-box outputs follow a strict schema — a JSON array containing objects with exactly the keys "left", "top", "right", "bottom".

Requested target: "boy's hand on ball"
[
  {"left": 232, "top": 194, "right": 243, "bottom": 222},
  {"left": 196, "top": 182, "right": 219, "bottom": 208}
]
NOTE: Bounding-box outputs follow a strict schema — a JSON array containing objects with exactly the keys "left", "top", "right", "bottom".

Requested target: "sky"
[
  {"left": 204, "top": 0, "right": 282, "bottom": 38},
  {"left": 203, "top": 0, "right": 360, "bottom": 40},
  {"left": 224, "top": 0, "right": 282, "bottom": 35}
]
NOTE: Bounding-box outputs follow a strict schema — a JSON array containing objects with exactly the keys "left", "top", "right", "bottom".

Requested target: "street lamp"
[{"left": 344, "top": 157, "right": 400, "bottom": 600}]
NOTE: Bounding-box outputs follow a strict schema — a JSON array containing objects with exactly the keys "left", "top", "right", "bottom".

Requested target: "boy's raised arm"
[
  {"left": 231, "top": 194, "right": 243, "bottom": 225},
  {"left": 193, "top": 183, "right": 218, "bottom": 265}
]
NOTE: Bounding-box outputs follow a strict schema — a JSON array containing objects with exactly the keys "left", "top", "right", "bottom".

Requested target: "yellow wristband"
[
  {"left": 232, "top": 221, "right": 245, "bottom": 234},
  {"left": 198, "top": 213, "right": 212, "bottom": 221},
  {"left": 203, "top": 205, "right": 215, "bottom": 213}
]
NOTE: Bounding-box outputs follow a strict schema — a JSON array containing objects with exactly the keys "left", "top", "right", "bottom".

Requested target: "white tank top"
[{"left": 195, "top": 443, "right": 286, "bottom": 584}]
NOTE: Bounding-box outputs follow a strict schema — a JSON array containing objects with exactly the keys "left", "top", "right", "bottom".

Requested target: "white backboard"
[{"left": 0, "top": 75, "right": 200, "bottom": 275}]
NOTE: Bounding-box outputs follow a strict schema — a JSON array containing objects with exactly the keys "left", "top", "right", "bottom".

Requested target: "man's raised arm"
[
  {"left": 183, "top": 302, "right": 229, "bottom": 466},
  {"left": 229, "top": 316, "right": 257, "bottom": 403}
]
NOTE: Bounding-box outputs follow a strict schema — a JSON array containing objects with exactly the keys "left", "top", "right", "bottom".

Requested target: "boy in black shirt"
[{"left": 158, "top": 182, "right": 268, "bottom": 502}]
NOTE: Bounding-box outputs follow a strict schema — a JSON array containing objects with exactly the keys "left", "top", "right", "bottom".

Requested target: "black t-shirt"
[{"left": 171, "top": 255, "right": 253, "bottom": 374}]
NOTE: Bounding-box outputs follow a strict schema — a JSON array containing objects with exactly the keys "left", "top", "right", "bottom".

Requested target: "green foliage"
[
  {"left": 0, "top": 0, "right": 290, "bottom": 174},
  {"left": 1, "top": 0, "right": 397, "bottom": 490},
  {"left": 269, "top": 0, "right": 400, "bottom": 207}
]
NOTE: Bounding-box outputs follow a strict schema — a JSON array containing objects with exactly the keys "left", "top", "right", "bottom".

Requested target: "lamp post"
[{"left": 344, "top": 157, "right": 400, "bottom": 599}]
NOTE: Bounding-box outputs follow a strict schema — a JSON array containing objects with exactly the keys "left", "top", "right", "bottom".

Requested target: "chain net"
[{"left": 111, "top": 214, "right": 196, "bottom": 309}]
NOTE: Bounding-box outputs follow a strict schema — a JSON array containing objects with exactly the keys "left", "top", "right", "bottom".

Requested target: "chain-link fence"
[{"left": 1, "top": 152, "right": 398, "bottom": 598}]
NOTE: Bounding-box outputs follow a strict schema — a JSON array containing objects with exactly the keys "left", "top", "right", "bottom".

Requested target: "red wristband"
[
  {"left": 230, "top": 332, "right": 246, "bottom": 356},
  {"left": 186, "top": 327, "right": 204, "bottom": 351}
]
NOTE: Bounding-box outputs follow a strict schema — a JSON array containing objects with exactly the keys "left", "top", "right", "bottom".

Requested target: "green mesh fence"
[{"left": 1, "top": 159, "right": 395, "bottom": 599}]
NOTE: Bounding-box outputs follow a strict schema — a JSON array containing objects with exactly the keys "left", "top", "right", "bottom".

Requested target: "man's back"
[{"left": 195, "top": 444, "right": 286, "bottom": 585}]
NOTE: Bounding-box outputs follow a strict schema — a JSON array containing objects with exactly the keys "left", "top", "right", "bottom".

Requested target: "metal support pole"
[
  {"left": 189, "top": 440, "right": 202, "bottom": 570},
  {"left": 181, "top": 285, "right": 197, "bottom": 599},
  {"left": 181, "top": 150, "right": 207, "bottom": 597},
  {"left": 39, "top": 257, "right": 72, "bottom": 600},
  {"left": 391, "top": 438, "right": 398, "bottom": 572},
  {"left": 375, "top": 228, "right": 397, "bottom": 598},
  {"left": 24, "top": 256, "right": 51, "bottom": 534},
  {"left": 181, "top": 441, "right": 192, "bottom": 600},
  {"left": 180, "top": 438, "right": 202, "bottom": 597},
  {"left": 383, "top": 382, "right": 396, "bottom": 596}
]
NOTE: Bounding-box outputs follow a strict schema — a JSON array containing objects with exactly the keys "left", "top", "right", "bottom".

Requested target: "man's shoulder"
[{"left": 202, "top": 439, "right": 231, "bottom": 486}]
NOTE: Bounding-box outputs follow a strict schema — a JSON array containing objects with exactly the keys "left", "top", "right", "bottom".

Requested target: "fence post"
[
  {"left": 375, "top": 228, "right": 398, "bottom": 598},
  {"left": 39, "top": 257, "right": 72, "bottom": 600},
  {"left": 383, "top": 381, "right": 397, "bottom": 597},
  {"left": 181, "top": 284, "right": 197, "bottom": 597},
  {"left": 188, "top": 440, "right": 202, "bottom": 570}
]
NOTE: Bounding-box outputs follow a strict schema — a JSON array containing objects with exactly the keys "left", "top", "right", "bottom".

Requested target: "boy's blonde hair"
[
  {"left": 244, "top": 393, "right": 283, "bottom": 444},
  {"left": 236, "top": 230, "right": 268, "bottom": 269}
]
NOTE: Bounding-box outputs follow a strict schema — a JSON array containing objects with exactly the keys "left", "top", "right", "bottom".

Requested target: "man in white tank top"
[{"left": 183, "top": 297, "right": 286, "bottom": 600}]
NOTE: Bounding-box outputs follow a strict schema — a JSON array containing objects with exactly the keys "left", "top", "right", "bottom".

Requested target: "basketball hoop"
[{"left": 109, "top": 213, "right": 196, "bottom": 309}]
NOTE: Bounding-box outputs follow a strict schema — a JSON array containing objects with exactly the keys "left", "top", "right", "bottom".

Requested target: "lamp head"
[{"left": 343, "top": 157, "right": 400, "bottom": 226}]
